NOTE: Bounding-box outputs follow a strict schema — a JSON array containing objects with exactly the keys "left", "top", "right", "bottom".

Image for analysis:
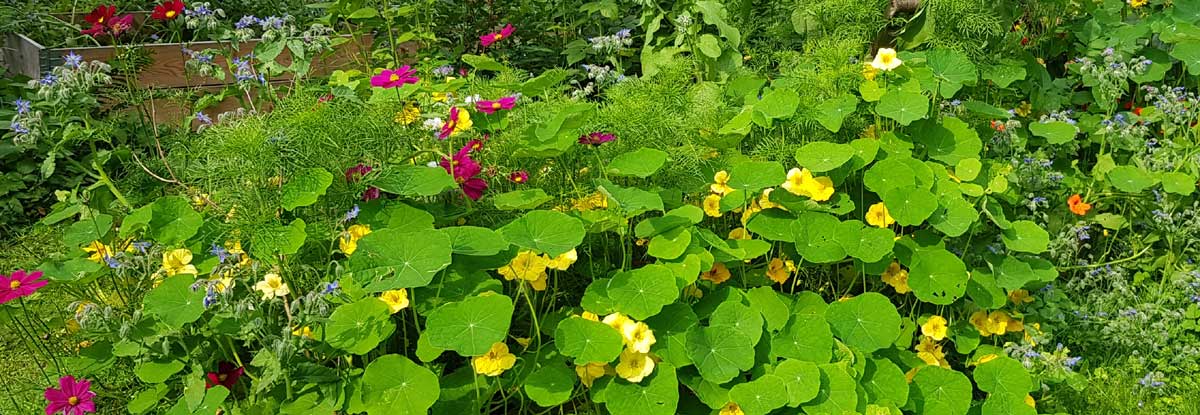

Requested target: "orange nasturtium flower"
[{"left": 1067, "top": 194, "right": 1092, "bottom": 216}]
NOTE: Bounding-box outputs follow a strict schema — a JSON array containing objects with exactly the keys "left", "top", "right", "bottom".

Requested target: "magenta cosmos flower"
[
  {"left": 578, "top": 132, "right": 616, "bottom": 146},
  {"left": 440, "top": 143, "right": 488, "bottom": 200},
  {"left": 0, "top": 269, "right": 47, "bottom": 304},
  {"left": 345, "top": 163, "right": 372, "bottom": 182},
  {"left": 480, "top": 24, "right": 515, "bottom": 48},
  {"left": 508, "top": 170, "right": 529, "bottom": 184},
  {"left": 475, "top": 96, "right": 517, "bottom": 115},
  {"left": 44, "top": 375, "right": 96, "bottom": 415},
  {"left": 438, "top": 107, "right": 469, "bottom": 140},
  {"left": 370, "top": 66, "right": 419, "bottom": 88},
  {"left": 205, "top": 362, "right": 245, "bottom": 390}
]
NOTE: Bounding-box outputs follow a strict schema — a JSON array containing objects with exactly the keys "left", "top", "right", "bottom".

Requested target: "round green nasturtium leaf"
[
  {"left": 499, "top": 210, "right": 586, "bottom": 257},
  {"left": 913, "top": 118, "right": 981, "bottom": 165},
  {"left": 908, "top": 248, "right": 969, "bottom": 305},
  {"left": 824, "top": 292, "right": 901, "bottom": 353},
  {"left": 792, "top": 212, "right": 846, "bottom": 263},
  {"left": 325, "top": 297, "right": 396, "bottom": 355},
  {"left": 875, "top": 91, "right": 929, "bottom": 125},
  {"left": 362, "top": 201, "right": 435, "bottom": 231},
  {"left": 814, "top": 94, "right": 859, "bottom": 133},
  {"left": 597, "top": 179, "right": 665, "bottom": 217},
  {"left": 362, "top": 354, "right": 440, "bottom": 415},
  {"left": 686, "top": 326, "right": 756, "bottom": 384},
  {"left": 440, "top": 226, "right": 509, "bottom": 256},
  {"left": 493, "top": 189, "right": 554, "bottom": 210},
  {"left": 926, "top": 48, "right": 977, "bottom": 98},
  {"left": 604, "top": 362, "right": 679, "bottom": 415},
  {"left": 955, "top": 158, "right": 982, "bottom": 182},
  {"left": 609, "top": 264, "right": 679, "bottom": 320},
  {"left": 801, "top": 363, "right": 859, "bottom": 414},
  {"left": 745, "top": 209, "right": 795, "bottom": 242},
  {"left": 608, "top": 147, "right": 670, "bottom": 178},
  {"left": 974, "top": 356, "right": 1033, "bottom": 395},
  {"left": 774, "top": 359, "right": 820, "bottom": 407},
  {"left": 1001, "top": 220, "right": 1049, "bottom": 254},
  {"left": 730, "top": 374, "right": 788, "bottom": 415},
  {"left": 882, "top": 186, "right": 938, "bottom": 226},
  {"left": 555, "top": 316, "right": 624, "bottom": 364},
  {"left": 710, "top": 299, "right": 765, "bottom": 344},
  {"left": 424, "top": 294, "right": 514, "bottom": 356},
  {"left": 647, "top": 227, "right": 691, "bottom": 260},
  {"left": 280, "top": 167, "right": 333, "bottom": 211},
  {"left": 745, "top": 287, "right": 790, "bottom": 332},
  {"left": 864, "top": 157, "right": 919, "bottom": 195},
  {"left": 911, "top": 366, "right": 973, "bottom": 415},
  {"left": 143, "top": 275, "right": 206, "bottom": 329},
  {"left": 728, "top": 160, "right": 786, "bottom": 193},
  {"left": 862, "top": 358, "right": 909, "bottom": 407},
  {"left": 1028, "top": 121, "right": 1077, "bottom": 145},
  {"left": 795, "top": 142, "right": 856, "bottom": 172},
  {"left": 371, "top": 164, "right": 457, "bottom": 197},
  {"left": 995, "top": 256, "right": 1042, "bottom": 291},
  {"left": 773, "top": 311, "right": 834, "bottom": 364},
  {"left": 981, "top": 393, "right": 1037, "bottom": 415},
  {"left": 1107, "top": 165, "right": 1159, "bottom": 192},
  {"left": 134, "top": 359, "right": 184, "bottom": 384},
  {"left": 524, "top": 360, "right": 577, "bottom": 407},
  {"left": 756, "top": 89, "right": 801, "bottom": 120},
  {"left": 1160, "top": 171, "right": 1196, "bottom": 195},
  {"left": 966, "top": 269, "right": 1007, "bottom": 310},
  {"left": 836, "top": 220, "right": 895, "bottom": 263},
  {"left": 929, "top": 196, "right": 977, "bottom": 237},
  {"left": 350, "top": 228, "right": 453, "bottom": 291},
  {"left": 139, "top": 196, "right": 203, "bottom": 245}
]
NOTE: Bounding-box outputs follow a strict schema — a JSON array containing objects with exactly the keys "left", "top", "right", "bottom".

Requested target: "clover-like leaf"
[
  {"left": 824, "top": 292, "right": 901, "bottom": 353},
  {"left": 425, "top": 294, "right": 514, "bottom": 356}
]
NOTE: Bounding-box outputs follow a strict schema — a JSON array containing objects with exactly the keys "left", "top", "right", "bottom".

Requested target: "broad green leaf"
[
  {"left": 925, "top": 48, "right": 977, "bottom": 98},
  {"left": 687, "top": 326, "right": 756, "bottom": 383},
  {"left": 792, "top": 212, "right": 846, "bottom": 263},
  {"left": 728, "top": 160, "right": 786, "bottom": 193},
  {"left": 1169, "top": 40, "right": 1200, "bottom": 75},
  {"left": 835, "top": 220, "right": 895, "bottom": 263},
  {"left": 441, "top": 227, "right": 509, "bottom": 256},
  {"left": 800, "top": 364, "right": 859, "bottom": 415},
  {"left": 774, "top": 359, "right": 820, "bottom": 406},
  {"left": 710, "top": 299, "right": 764, "bottom": 344},
  {"left": 493, "top": 189, "right": 553, "bottom": 210},
  {"left": 1160, "top": 172, "right": 1196, "bottom": 195},
  {"left": 981, "top": 61, "right": 1027, "bottom": 88},
  {"left": 362, "top": 201, "right": 434, "bottom": 230},
  {"left": 1001, "top": 221, "right": 1049, "bottom": 254},
  {"left": 882, "top": 186, "right": 938, "bottom": 226},
  {"left": 825, "top": 292, "right": 901, "bottom": 353},
  {"left": 773, "top": 309, "right": 833, "bottom": 364},
  {"left": 795, "top": 142, "right": 855, "bottom": 172},
  {"left": 325, "top": 298, "right": 396, "bottom": 355},
  {"left": 647, "top": 227, "right": 691, "bottom": 260},
  {"left": 745, "top": 209, "right": 794, "bottom": 242},
  {"left": 280, "top": 168, "right": 333, "bottom": 210},
  {"left": 862, "top": 358, "right": 908, "bottom": 407},
  {"left": 697, "top": 34, "right": 722, "bottom": 58},
  {"left": 520, "top": 69, "right": 570, "bottom": 97},
  {"left": 524, "top": 360, "right": 576, "bottom": 407},
  {"left": 608, "top": 148, "right": 670, "bottom": 178},
  {"left": 966, "top": 270, "right": 1007, "bottom": 310},
  {"left": 964, "top": 101, "right": 1011, "bottom": 119},
  {"left": 609, "top": 265, "right": 679, "bottom": 320},
  {"left": 555, "top": 316, "right": 624, "bottom": 364},
  {"left": 981, "top": 393, "right": 1037, "bottom": 415},
  {"left": 135, "top": 359, "right": 184, "bottom": 384},
  {"left": 755, "top": 89, "right": 800, "bottom": 120},
  {"left": 915, "top": 117, "right": 981, "bottom": 164},
  {"left": 65, "top": 214, "right": 113, "bottom": 248},
  {"left": 350, "top": 228, "right": 453, "bottom": 291},
  {"left": 815, "top": 94, "right": 859, "bottom": 133},
  {"left": 499, "top": 210, "right": 586, "bottom": 257},
  {"left": 146, "top": 197, "right": 203, "bottom": 245},
  {"left": 597, "top": 179, "right": 664, "bottom": 216},
  {"left": 995, "top": 256, "right": 1040, "bottom": 291},
  {"left": 1107, "top": 165, "right": 1159, "bottom": 192},
  {"left": 745, "top": 287, "right": 790, "bottom": 332},
  {"left": 864, "top": 157, "right": 918, "bottom": 194},
  {"left": 128, "top": 385, "right": 169, "bottom": 414},
  {"left": 875, "top": 91, "right": 929, "bottom": 125},
  {"left": 425, "top": 294, "right": 514, "bottom": 356},
  {"left": 730, "top": 375, "right": 788, "bottom": 415},
  {"left": 1029, "top": 122, "right": 1077, "bottom": 145},
  {"left": 929, "top": 196, "right": 977, "bottom": 237},
  {"left": 911, "top": 366, "right": 972, "bottom": 415},
  {"left": 362, "top": 355, "right": 440, "bottom": 415},
  {"left": 144, "top": 275, "right": 206, "bottom": 329},
  {"left": 908, "top": 248, "right": 969, "bottom": 305},
  {"left": 461, "top": 54, "right": 508, "bottom": 72},
  {"left": 372, "top": 165, "right": 457, "bottom": 197},
  {"left": 604, "top": 362, "right": 679, "bottom": 415},
  {"left": 974, "top": 356, "right": 1033, "bottom": 395}
]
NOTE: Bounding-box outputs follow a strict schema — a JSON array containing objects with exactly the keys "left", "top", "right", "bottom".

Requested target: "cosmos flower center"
[
  {"left": 9, "top": 280, "right": 19, "bottom": 289},
  {"left": 388, "top": 73, "right": 400, "bottom": 82},
  {"left": 218, "top": 374, "right": 228, "bottom": 381},
  {"left": 494, "top": 34, "right": 504, "bottom": 40},
  {"left": 98, "top": 17, "right": 105, "bottom": 23},
  {"left": 492, "top": 102, "right": 502, "bottom": 109},
  {"left": 166, "top": 10, "right": 177, "bottom": 18},
  {"left": 68, "top": 396, "right": 79, "bottom": 405}
]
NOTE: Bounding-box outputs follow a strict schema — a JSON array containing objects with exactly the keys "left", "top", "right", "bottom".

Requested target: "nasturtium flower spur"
[
  {"left": 782, "top": 168, "right": 834, "bottom": 201},
  {"left": 254, "top": 272, "right": 290, "bottom": 300},
  {"left": 152, "top": 0, "right": 185, "bottom": 20},
  {"left": 700, "top": 262, "right": 731, "bottom": 284},
  {"left": 162, "top": 249, "right": 198, "bottom": 276},
  {"left": 480, "top": 24, "right": 515, "bottom": 48},
  {"left": 369, "top": 66, "right": 419, "bottom": 88},
  {"left": 205, "top": 362, "right": 244, "bottom": 390},
  {"left": 921, "top": 315, "right": 949, "bottom": 341},
  {"left": 1067, "top": 194, "right": 1092, "bottom": 216},
  {"left": 866, "top": 202, "right": 896, "bottom": 228},
  {"left": 475, "top": 96, "right": 517, "bottom": 114},
  {"left": 0, "top": 270, "right": 47, "bottom": 304},
  {"left": 615, "top": 349, "right": 655, "bottom": 383},
  {"left": 44, "top": 375, "right": 96, "bottom": 415},
  {"left": 379, "top": 289, "right": 410, "bottom": 314},
  {"left": 703, "top": 194, "right": 723, "bottom": 217},
  {"left": 473, "top": 342, "right": 516, "bottom": 376},
  {"left": 339, "top": 224, "right": 372, "bottom": 255},
  {"left": 881, "top": 261, "right": 911, "bottom": 294},
  {"left": 870, "top": 48, "right": 903, "bottom": 71},
  {"left": 710, "top": 170, "right": 733, "bottom": 195}
]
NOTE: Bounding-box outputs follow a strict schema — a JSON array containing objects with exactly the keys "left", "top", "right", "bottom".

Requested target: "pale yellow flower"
[
  {"left": 162, "top": 249, "right": 199, "bottom": 276},
  {"left": 544, "top": 249, "right": 578, "bottom": 271},
  {"left": 866, "top": 202, "right": 896, "bottom": 228},
  {"left": 703, "top": 194, "right": 723, "bottom": 217},
  {"left": 719, "top": 402, "right": 746, "bottom": 415},
  {"left": 620, "top": 321, "right": 656, "bottom": 354},
  {"left": 576, "top": 362, "right": 609, "bottom": 388},
  {"left": 339, "top": 224, "right": 372, "bottom": 255},
  {"left": 922, "top": 315, "right": 949, "bottom": 341},
  {"left": 870, "top": 48, "right": 903, "bottom": 71},
  {"left": 473, "top": 342, "right": 516, "bottom": 376},
  {"left": 710, "top": 170, "right": 733, "bottom": 195},
  {"left": 915, "top": 336, "right": 949, "bottom": 368},
  {"left": 581, "top": 311, "right": 600, "bottom": 322},
  {"left": 254, "top": 272, "right": 290, "bottom": 300},
  {"left": 615, "top": 349, "right": 655, "bottom": 383},
  {"left": 602, "top": 313, "right": 633, "bottom": 332},
  {"left": 782, "top": 168, "right": 834, "bottom": 201},
  {"left": 379, "top": 289, "right": 410, "bottom": 314},
  {"left": 498, "top": 250, "right": 550, "bottom": 282}
]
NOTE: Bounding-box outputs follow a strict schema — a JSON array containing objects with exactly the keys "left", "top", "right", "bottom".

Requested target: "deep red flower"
[
  {"left": 509, "top": 171, "right": 529, "bottom": 184},
  {"left": 84, "top": 5, "right": 116, "bottom": 26},
  {"left": 345, "top": 163, "right": 373, "bottom": 183},
  {"left": 361, "top": 187, "right": 381, "bottom": 202},
  {"left": 152, "top": 0, "right": 185, "bottom": 21},
  {"left": 205, "top": 362, "right": 244, "bottom": 389},
  {"left": 578, "top": 132, "right": 616, "bottom": 146}
]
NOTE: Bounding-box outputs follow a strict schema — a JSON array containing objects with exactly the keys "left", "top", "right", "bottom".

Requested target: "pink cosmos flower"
[
  {"left": 475, "top": 96, "right": 517, "bottom": 115},
  {"left": 438, "top": 107, "right": 467, "bottom": 140},
  {"left": 461, "top": 177, "right": 487, "bottom": 200},
  {"left": 578, "top": 132, "right": 616, "bottom": 146},
  {"left": 440, "top": 143, "right": 488, "bottom": 200},
  {"left": 44, "top": 375, "right": 96, "bottom": 415},
  {"left": 509, "top": 170, "right": 529, "bottom": 184},
  {"left": 108, "top": 14, "right": 135, "bottom": 36},
  {"left": 0, "top": 269, "right": 47, "bottom": 304},
  {"left": 370, "top": 66, "right": 419, "bottom": 88},
  {"left": 480, "top": 24, "right": 515, "bottom": 48},
  {"left": 361, "top": 187, "right": 381, "bottom": 202},
  {"left": 345, "top": 163, "right": 372, "bottom": 183}
]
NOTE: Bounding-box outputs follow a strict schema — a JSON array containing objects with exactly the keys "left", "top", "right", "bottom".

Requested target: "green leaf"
[
  {"left": 981, "top": 393, "right": 1037, "bottom": 415},
  {"left": 773, "top": 307, "right": 833, "bottom": 364},
  {"left": 745, "top": 209, "right": 794, "bottom": 242},
  {"left": 325, "top": 298, "right": 396, "bottom": 355},
  {"left": 135, "top": 359, "right": 184, "bottom": 384},
  {"left": 994, "top": 256, "right": 1039, "bottom": 291},
  {"left": 1107, "top": 165, "right": 1159, "bottom": 192},
  {"left": 493, "top": 189, "right": 553, "bottom": 210},
  {"left": 915, "top": 117, "right": 981, "bottom": 164},
  {"left": 728, "top": 160, "right": 786, "bottom": 193},
  {"left": 801, "top": 364, "right": 859, "bottom": 414},
  {"left": 597, "top": 179, "right": 664, "bottom": 216},
  {"left": 981, "top": 61, "right": 1027, "bottom": 88},
  {"left": 745, "top": 286, "right": 790, "bottom": 332},
  {"left": 774, "top": 359, "right": 820, "bottom": 406},
  {"left": 1169, "top": 40, "right": 1200, "bottom": 75},
  {"left": 836, "top": 220, "right": 896, "bottom": 263},
  {"left": 604, "top": 362, "right": 679, "bottom": 415},
  {"left": 791, "top": 212, "right": 846, "bottom": 263},
  {"left": 65, "top": 214, "right": 113, "bottom": 248},
  {"left": 249, "top": 219, "right": 307, "bottom": 260},
  {"left": 362, "top": 355, "right": 440, "bottom": 415},
  {"left": 929, "top": 196, "right": 977, "bottom": 237},
  {"left": 697, "top": 34, "right": 722, "bottom": 58},
  {"left": 908, "top": 248, "right": 969, "bottom": 305},
  {"left": 441, "top": 227, "right": 509, "bottom": 256},
  {"left": 280, "top": 168, "right": 333, "bottom": 210},
  {"left": 911, "top": 366, "right": 973, "bottom": 415},
  {"left": 146, "top": 197, "right": 203, "bottom": 245},
  {"left": 864, "top": 157, "right": 919, "bottom": 195},
  {"left": 425, "top": 294, "right": 514, "bottom": 356},
  {"left": 862, "top": 358, "right": 909, "bottom": 407},
  {"left": 875, "top": 91, "right": 929, "bottom": 125},
  {"left": 347, "top": 7, "right": 379, "bottom": 19},
  {"left": 814, "top": 94, "right": 859, "bottom": 132},
  {"left": 686, "top": 326, "right": 755, "bottom": 383},
  {"left": 974, "top": 356, "right": 1033, "bottom": 395},
  {"left": 608, "top": 148, "right": 670, "bottom": 178},
  {"left": 1001, "top": 220, "right": 1049, "bottom": 254},
  {"left": 520, "top": 69, "right": 570, "bottom": 97},
  {"left": 143, "top": 275, "right": 206, "bottom": 329},
  {"left": 966, "top": 270, "right": 1007, "bottom": 310},
  {"left": 647, "top": 227, "right": 691, "bottom": 260},
  {"left": 609, "top": 265, "right": 679, "bottom": 320},
  {"left": 128, "top": 385, "right": 169, "bottom": 414},
  {"left": 499, "top": 210, "right": 586, "bottom": 257},
  {"left": 964, "top": 100, "right": 1012, "bottom": 119},
  {"left": 824, "top": 292, "right": 901, "bottom": 353},
  {"left": 372, "top": 165, "right": 457, "bottom": 197},
  {"left": 555, "top": 316, "right": 624, "bottom": 364},
  {"left": 730, "top": 375, "right": 788, "bottom": 415},
  {"left": 349, "top": 228, "right": 453, "bottom": 291},
  {"left": 882, "top": 186, "right": 938, "bottom": 226},
  {"left": 461, "top": 54, "right": 509, "bottom": 72},
  {"left": 925, "top": 48, "right": 977, "bottom": 98},
  {"left": 524, "top": 360, "right": 576, "bottom": 407},
  {"left": 1029, "top": 122, "right": 1078, "bottom": 144},
  {"left": 710, "top": 299, "right": 764, "bottom": 344},
  {"left": 795, "top": 142, "right": 855, "bottom": 172},
  {"left": 1160, "top": 172, "right": 1196, "bottom": 195},
  {"left": 754, "top": 88, "right": 801, "bottom": 120}
]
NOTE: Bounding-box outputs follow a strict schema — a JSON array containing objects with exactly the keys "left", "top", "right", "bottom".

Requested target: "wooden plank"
[{"left": 2, "top": 33, "right": 47, "bottom": 78}]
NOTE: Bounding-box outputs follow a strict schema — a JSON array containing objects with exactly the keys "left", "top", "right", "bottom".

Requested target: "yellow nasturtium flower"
[
  {"left": 720, "top": 402, "right": 746, "bottom": 415},
  {"left": 970, "top": 310, "right": 1022, "bottom": 337},
  {"left": 379, "top": 289, "right": 410, "bottom": 314},
  {"left": 782, "top": 168, "right": 834, "bottom": 201},
  {"left": 619, "top": 321, "right": 656, "bottom": 354},
  {"left": 576, "top": 362, "right": 610, "bottom": 388},
  {"left": 728, "top": 227, "right": 751, "bottom": 240},
  {"left": 292, "top": 326, "right": 313, "bottom": 339},
  {"left": 602, "top": 313, "right": 633, "bottom": 332},
  {"left": 498, "top": 250, "right": 550, "bottom": 282},
  {"left": 866, "top": 202, "right": 896, "bottom": 228},
  {"left": 1008, "top": 289, "right": 1034, "bottom": 305},
  {"left": 922, "top": 315, "right": 949, "bottom": 341},
  {"left": 544, "top": 249, "right": 578, "bottom": 271},
  {"left": 881, "top": 261, "right": 911, "bottom": 294},
  {"left": 766, "top": 257, "right": 795, "bottom": 285},
  {"left": 710, "top": 170, "right": 733, "bottom": 196},
  {"left": 254, "top": 272, "right": 290, "bottom": 300},
  {"left": 615, "top": 349, "right": 655, "bottom": 383},
  {"left": 339, "top": 224, "right": 372, "bottom": 255},
  {"left": 1129, "top": 0, "right": 1147, "bottom": 8},
  {"left": 162, "top": 249, "right": 199, "bottom": 276},
  {"left": 758, "top": 188, "right": 784, "bottom": 210},
  {"left": 700, "top": 262, "right": 731, "bottom": 284},
  {"left": 870, "top": 48, "right": 903, "bottom": 71},
  {"left": 473, "top": 342, "right": 516, "bottom": 377},
  {"left": 915, "top": 336, "right": 950, "bottom": 368},
  {"left": 703, "top": 194, "right": 723, "bottom": 217},
  {"left": 83, "top": 241, "right": 115, "bottom": 263}
]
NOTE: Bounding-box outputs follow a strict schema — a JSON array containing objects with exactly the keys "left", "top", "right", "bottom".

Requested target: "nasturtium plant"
[
  {"left": 324, "top": 297, "right": 396, "bottom": 355},
  {"left": 280, "top": 167, "right": 333, "bottom": 210},
  {"left": 349, "top": 228, "right": 453, "bottom": 290},
  {"left": 825, "top": 293, "right": 901, "bottom": 353},
  {"left": 424, "top": 294, "right": 514, "bottom": 356}
]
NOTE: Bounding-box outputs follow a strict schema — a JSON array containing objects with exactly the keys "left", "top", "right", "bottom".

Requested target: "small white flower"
[{"left": 423, "top": 117, "right": 444, "bottom": 131}]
